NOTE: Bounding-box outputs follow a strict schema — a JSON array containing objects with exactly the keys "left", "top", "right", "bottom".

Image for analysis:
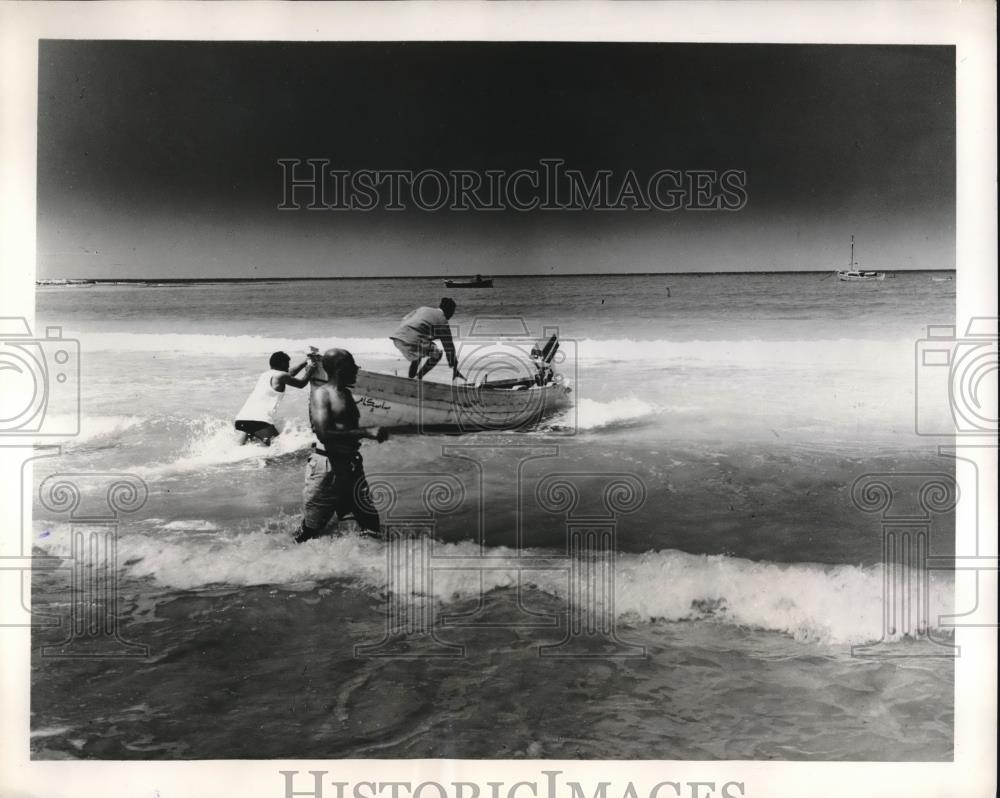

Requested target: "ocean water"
[{"left": 29, "top": 272, "right": 957, "bottom": 759}]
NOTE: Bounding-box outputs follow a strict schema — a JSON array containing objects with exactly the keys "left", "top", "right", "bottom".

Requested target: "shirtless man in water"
[{"left": 294, "top": 348, "right": 388, "bottom": 543}]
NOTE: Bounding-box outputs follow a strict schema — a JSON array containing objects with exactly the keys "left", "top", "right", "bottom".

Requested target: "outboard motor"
[{"left": 530, "top": 334, "right": 560, "bottom": 385}]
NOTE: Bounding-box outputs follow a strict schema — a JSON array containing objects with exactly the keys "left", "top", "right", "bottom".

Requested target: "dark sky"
[{"left": 37, "top": 41, "right": 955, "bottom": 278}]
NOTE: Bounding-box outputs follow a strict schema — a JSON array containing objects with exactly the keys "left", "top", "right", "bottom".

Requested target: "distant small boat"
[
  {"left": 931, "top": 276, "right": 954, "bottom": 282},
  {"left": 444, "top": 275, "right": 493, "bottom": 289},
  {"left": 838, "top": 269, "right": 885, "bottom": 282},
  {"left": 836, "top": 236, "right": 885, "bottom": 281}
]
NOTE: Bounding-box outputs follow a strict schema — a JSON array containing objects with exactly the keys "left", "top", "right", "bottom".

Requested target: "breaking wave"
[
  {"left": 34, "top": 522, "right": 954, "bottom": 646},
  {"left": 130, "top": 416, "right": 314, "bottom": 477}
]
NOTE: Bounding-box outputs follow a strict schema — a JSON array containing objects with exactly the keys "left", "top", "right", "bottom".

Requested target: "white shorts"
[{"left": 391, "top": 337, "right": 440, "bottom": 362}]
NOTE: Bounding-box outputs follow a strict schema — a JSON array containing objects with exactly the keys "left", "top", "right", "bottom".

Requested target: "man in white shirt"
[
  {"left": 389, "top": 297, "right": 466, "bottom": 380},
  {"left": 233, "top": 350, "right": 316, "bottom": 445}
]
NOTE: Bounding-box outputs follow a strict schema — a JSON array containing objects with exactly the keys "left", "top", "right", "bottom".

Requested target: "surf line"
[{"left": 279, "top": 771, "right": 747, "bottom": 798}]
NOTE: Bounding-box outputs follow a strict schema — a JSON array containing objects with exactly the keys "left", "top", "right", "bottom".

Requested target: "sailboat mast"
[{"left": 850, "top": 235, "right": 855, "bottom": 268}]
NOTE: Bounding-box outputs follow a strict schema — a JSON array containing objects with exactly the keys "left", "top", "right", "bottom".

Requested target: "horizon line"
[{"left": 37, "top": 268, "right": 958, "bottom": 283}]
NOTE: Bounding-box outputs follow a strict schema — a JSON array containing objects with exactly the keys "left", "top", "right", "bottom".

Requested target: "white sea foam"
[
  {"left": 77, "top": 331, "right": 914, "bottom": 372},
  {"left": 132, "top": 416, "right": 313, "bottom": 477},
  {"left": 29, "top": 726, "right": 75, "bottom": 739},
  {"left": 160, "top": 520, "right": 221, "bottom": 531},
  {"left": 35, "top": 524, "right": 955, "bottom": 646},
  {"left": 573, "top": 396, "right": 661, "bottom": 429},
  {"left": 80, "top": 332, "right": 391, "bottom": 357},
  {"left": 44, "top": 414, "right": 144, "bottom": 444}
]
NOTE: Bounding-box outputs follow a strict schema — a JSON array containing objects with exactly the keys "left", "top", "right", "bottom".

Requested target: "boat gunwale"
[{"left": 313, "top": 368, "right": 569, "bottom": 402}]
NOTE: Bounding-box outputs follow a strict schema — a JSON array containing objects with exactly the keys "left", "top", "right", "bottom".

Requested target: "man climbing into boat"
[
  {"left": 294, "top": 348, "right": 388, "bottom": 544},
  {"left": 390, "top": 297, "right": 467, "bottom": 381},
  {"left": 234, "top": 350, "right": 318, "bottom": 445}
]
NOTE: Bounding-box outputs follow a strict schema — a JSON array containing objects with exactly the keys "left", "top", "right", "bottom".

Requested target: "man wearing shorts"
[
  {"left": 234, "top": 350, "right": 316, "bottom": 445},
  {"left": 294, "top": 348, "right": 388, "bottom": 543},
  {"left": 390, "top": 297, "right": 466, "bottom": 381}
]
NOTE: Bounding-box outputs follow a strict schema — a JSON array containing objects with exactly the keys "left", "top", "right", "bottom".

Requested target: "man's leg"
[
  {"left": 415, "top": 345, "right": 443, "bottom": 379},
  {"left": 251, "top": 424, "right": 280, "bottom": 446},
  {"left": 295, "top": 453, "right": 338, "bottom": 543},
  {"left": 334, "top": 458, "right": 381, "bottom": 536},
  {"left": 393, "top": 338, "right": 422, "bottom": 378}
]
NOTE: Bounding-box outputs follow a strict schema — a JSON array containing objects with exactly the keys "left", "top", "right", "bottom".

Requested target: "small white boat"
[
  {"left": 838, "top": 269, "right": 885, "bottom": 282},
  {"left": 444, "top": 275, "right": 494, "bottom": 289},
  {"left": 311, "top": 335, "right": 572, "bottom": 431},
  {"left": 836, "top": 236, "right": 885, "bottom": 281}
]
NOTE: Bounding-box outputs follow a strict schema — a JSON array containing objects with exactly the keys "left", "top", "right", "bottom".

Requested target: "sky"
[{"left": 36, "top": 41, "right": 955, "bottom": 278}]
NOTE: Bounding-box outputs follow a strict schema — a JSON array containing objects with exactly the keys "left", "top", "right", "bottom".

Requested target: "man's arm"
[
  {"left": 311, "top": 388, "right": 387, "bottom": 446},
  {"left": 277, "top": 359, "right": 317, "bottom": 390}
]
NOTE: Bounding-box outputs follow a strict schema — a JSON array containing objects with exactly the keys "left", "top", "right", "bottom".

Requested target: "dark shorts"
[
  {"left": 301, "top": 451, "right": 381, "bottom": 535},
  {"left": 235, "top": 420, "right": 279, "bottom": 437}
]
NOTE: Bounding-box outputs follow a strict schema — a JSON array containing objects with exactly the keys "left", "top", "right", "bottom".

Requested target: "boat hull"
[
  {"left": 443, "top": 280, "right": 493, "bottom": 288},
  {"left": 837, "top": 271, "right": 885, "bottom": 282},
  {"left": 312, "top": 369, "right": 571, "bottom": 431}
]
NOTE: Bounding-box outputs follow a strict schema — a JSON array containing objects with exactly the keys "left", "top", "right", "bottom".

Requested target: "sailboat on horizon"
[{"left": 836, "top": 236, "right": 885, "bottom": 281}]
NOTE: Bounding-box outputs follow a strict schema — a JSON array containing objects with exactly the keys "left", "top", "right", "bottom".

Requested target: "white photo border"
[{"left": 1, "top": 2, "right": 996, "bottom": 798}]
